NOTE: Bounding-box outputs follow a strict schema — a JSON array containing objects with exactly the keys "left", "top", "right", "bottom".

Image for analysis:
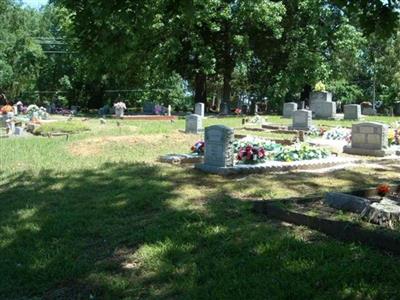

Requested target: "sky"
[{"left": 22, "top": 0, "right": 48, "bottom": 9}]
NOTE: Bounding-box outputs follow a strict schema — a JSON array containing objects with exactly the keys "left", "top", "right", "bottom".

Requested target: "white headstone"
[
  {"left": 291, "top": 110, "right": 312, "bottom": 130},
  {"left": 195, "top": 103, "right": 205, "bottom": 117},
  {"left": 203, "top": 125, "right": 235, "bottom": 168},
  {"left": 344, "top": 104, "right": 361, "bottom": 120},
  {"left": 167, "top": 105, "right": 172, "bottom": 116},
  {"left": 185, "top": 114, "right": 203, "bottom": 134},
  {"left": 283, "top": 102, "right": 298, "bottom": 118}
]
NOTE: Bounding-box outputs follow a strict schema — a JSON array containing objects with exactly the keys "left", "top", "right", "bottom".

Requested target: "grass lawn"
[{"left": 1, "top": 116, "right": 400, "bottom": 299}]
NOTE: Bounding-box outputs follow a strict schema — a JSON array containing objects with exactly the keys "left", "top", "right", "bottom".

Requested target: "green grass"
[
  {"left": 1, "top": 116, "right": 400, "bottom": 299},
  {"left": 33, "top": 120, "right": 90, "bottom": 135}
]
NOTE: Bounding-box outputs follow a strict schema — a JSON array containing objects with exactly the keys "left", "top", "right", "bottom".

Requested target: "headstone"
[
  {"left": 241, "top": 104, "right": 249, "bottom": 115},
  {"left": 195, "top": 103, "right": 205, "bottom": 117},
  {"left": 202, "top": 125, "right": 235, "bottom": 168},
  {"left": 362, "top": 107, "right": 377, "bottom": 116},
  {"left": 314, "top": 101, "right": 336, "bottom": 119},
  {"left": 290, "top": 109, "right": 312, "bottom": 130},
  {"left": 221, "top": 103, "right": 230, "bottom": 115},
  {"left": 143, "top": 102, "right": 156, "bottom": 114},
  {"left": 14, "top": 126, "right": 24, "bottom": 136},
  {"left": 167, "top": 105, "right": 172, "bottom": 116},
  {"left": 309, "top": 91, "right": 336, "bottom": 119},
  {"left": 343, "top": 122, "right": 393, "bottom": 157},
  {"left": 283, "top": 102, "right": 298, "bottom": 118},
  {"left": 344, "top": 104, "right": 361, "bottom": 120},
  {"left": 185, "top": 114, "right": 203, "bottom": 134},
  {"left": 115, "top": 108, "right": 124, "bottom": 118},
  {"left": 394, "top": 102, "right": 400, "bottom": 116}
]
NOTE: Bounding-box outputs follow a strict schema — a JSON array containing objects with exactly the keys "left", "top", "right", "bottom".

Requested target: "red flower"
[{"left": 377, "top": 184, "right": 391, "bottom": 197}]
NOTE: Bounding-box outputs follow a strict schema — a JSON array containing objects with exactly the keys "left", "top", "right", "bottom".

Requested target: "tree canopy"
[{"left": 1, "top": 0, "right": 400, "bottom": 111}]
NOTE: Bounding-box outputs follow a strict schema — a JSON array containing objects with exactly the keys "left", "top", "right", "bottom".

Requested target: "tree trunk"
[
  {"left": 194, "top": 72, "right": 207, "bottom": 104},
  {"left": 220, "top": 70, "right": 232, "bottom": 114}
]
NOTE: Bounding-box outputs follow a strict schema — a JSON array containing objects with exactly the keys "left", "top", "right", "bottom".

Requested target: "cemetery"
[{"left": 3, "top": 1, "right": 400, "bottom": 299}]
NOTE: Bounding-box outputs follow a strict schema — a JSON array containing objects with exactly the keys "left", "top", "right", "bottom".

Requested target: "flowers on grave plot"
[
  {"left": 274, "top": 143, "right": 331, "bottom": 162},
  {"left": 233, "top": 137, "right": 282, "bottom": 164},
  {"left": 26, "top": 105, "right": 48, "bottom": 120},
  {"left": 314, "top": 81, "right": 326, "bottom": 92},
  {"left": 191, "top": 141, "right": 205, "bottom": 155},
  {"left": 388, "top": 128, "right": 400, "bottom": 145},
  {"left": 308, "top": 126, "right": 327, "bottom": 137},
  {"left": 377, "top": 184, "right": 391, "bottom": 197},
  {"left": 154, "top": 105, "right": 165, "bottom": 115},
  {"left": 323, "top": 127, "right": 351, "bottom": 142},
  {"left": 113, "top": 102, "right": 127, "bottom": 110},
  {"left": 237, "top": 145, "right": 267, "bottom": 164},
  {"left": 234, "top": 108, "right": 242, "bottom": 115}
]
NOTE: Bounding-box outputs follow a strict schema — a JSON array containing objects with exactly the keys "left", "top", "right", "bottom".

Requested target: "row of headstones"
[
  {"left": 283, "top": 91, "right": 362, "bottom": 120},
  {"left": 285, "top": 102, "right": 362, "bottom": 120}
]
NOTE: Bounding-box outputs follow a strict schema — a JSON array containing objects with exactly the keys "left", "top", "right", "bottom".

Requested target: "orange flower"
[{"left": 377, "top": 184, "right": 390, "bottom": 197}]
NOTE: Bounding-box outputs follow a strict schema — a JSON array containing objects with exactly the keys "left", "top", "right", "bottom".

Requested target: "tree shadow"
[{"left": 1, "top": 163, "right": 400, "bottom": 299}]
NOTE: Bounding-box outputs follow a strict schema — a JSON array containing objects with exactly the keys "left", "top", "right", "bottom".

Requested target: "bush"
[{"left": 34, "top": 121, "right": 90, "bottom": 135}]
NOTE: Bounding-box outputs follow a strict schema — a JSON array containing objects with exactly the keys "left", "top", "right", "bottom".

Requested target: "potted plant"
[{"left": 114, "top": 102, "right": 127, "bottom": 118}]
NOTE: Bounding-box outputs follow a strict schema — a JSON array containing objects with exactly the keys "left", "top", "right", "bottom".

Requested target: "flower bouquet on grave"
[
  {"left": 274, "top": 143, "right": 331, "bottom": 162},
  {"left": 377, "top": 184, "right": 391, "bottom": 198},
  {"left": 388, "top": 126, "right": 400, "bottom": 146},
  {"left": 113, "top": 102, "right": 127, "bottom": 110},
  {"left": 191, "top": 141, "right": 205, "bottom": 155},
  {"left": 234, "top": 108, "right": 242, "bottom": 116},
  {"left": 314, "top": 81, "right": 326, "bottom": 92},
  {"left": 323, "top": 127, "right": 351, "bottom": 141},
  {"left": 237, "top": 145, "right": 267, "bottom": 164},
  {"left": 153, "top": 105, "right": 164, "bottom": 115}
]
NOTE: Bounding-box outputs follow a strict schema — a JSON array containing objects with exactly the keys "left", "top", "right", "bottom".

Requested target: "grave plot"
[{"left": 195, "top": 125, "right": 355, "bottom": 175}]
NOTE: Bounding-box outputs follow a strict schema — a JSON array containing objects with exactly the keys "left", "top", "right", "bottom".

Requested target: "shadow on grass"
[{"left": 1, "top": 163, "right": 400, "bottom": 299}]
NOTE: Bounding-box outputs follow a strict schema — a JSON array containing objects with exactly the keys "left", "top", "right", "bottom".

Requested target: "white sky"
[{"left": 23, "top": 0, "right": 48, "bottom": 9}]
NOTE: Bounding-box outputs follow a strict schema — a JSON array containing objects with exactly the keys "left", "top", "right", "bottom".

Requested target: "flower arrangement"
[
  {"left": 234, "top": 108, "right": 242, "bottom": 115},
  {"left": 237, "top": 145, "right": 266, "bottom": 164},
  {"left": 314, "top": 81, "right": 326, "bottom": 92},
  {"left": 388, "top": 128, "right": 400, "bottom": 145},
  {"left": 308, "top": 126, "right": 327, "bottom": 137},
  {"left": 113, "top": 102, "right": 127, "bottom": 110},
  {"left": 26, "top": 105, "right": 49, "bottom": 120},
  {"left": 191, "top": 141, "right": 205, "bottom": 155},
  {"left": 154, "top": 105, "right": 164, "bottom": 115},
  {"left": 377, "top": 184, "right": 391, "bottom": 198},
  {"left": 233, "top": 137, "right": 282, "bottom": 164},
  {"left": 274, "top": 144, "right": 331, "bottom": 162},
  {"left": 1, "top": 105, "right": 13, "bottom": 114},
  {"left": 323, "top": 127, "right": 351, "bottom": 142}
]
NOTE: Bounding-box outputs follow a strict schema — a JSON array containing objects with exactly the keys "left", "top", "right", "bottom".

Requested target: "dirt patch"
[{"left": 69, "top": 134, "right": 193, "bottom": 157}]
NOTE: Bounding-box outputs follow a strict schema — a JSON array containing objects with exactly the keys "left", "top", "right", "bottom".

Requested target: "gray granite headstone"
[
  {"left": 343, "top": 122, "right": 393, "bottom": 157},
  {"left": 291, "top": 110, "right": 312, "bottom": 130},
  {"left": 362, "top": 107, "right": 377, "bottom": 116},
  {"left": 143, "top": 102, "right": 156, "bottom": 114},
  {"left": 310, "top": 91, "right": 336, "bottom": 119},
  {"left": 195, "top": 103, "right": 205, "bottom": 117},
  {"left": 283, "top": 102, "right": 298, "bottom": 118},
  {"left": 394, "top": 102, "right": 400, "bottom": 116},
  {"left": 185, "top": 114, "right": 203, "bottom": 134},
  {"left": 344, "top": 104, "right": 361, "bottom": 120},
  {"left": 203, "top": 125, "right": 235, "bottom": 168}
]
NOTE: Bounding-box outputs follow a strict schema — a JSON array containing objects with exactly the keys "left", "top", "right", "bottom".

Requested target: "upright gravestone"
[
  {"left": 167, "top": 105, "right": 172, "bottom": 116},
  {"left": 143, "top": 102, "right": 156, "bottom": 114},
  {"left": 344, "top": 104, "right": 361, "bottom": 120},
  {"left": 195, "top": 103, "right": 205, "bottom": 117},
  {"left": 290, "top": 110, "right": 312, "bottom": 131},
  {"left": 394, "top": 102, "right": 400, "bottom": 116},
  {"left": 310, "top": 91, "right": 336, "bottom": 119},
  {"left": 185, "top": 114, "right": 203, "bottom": 134},
  {"left": 343, "top": 122, "right": 393, "bottom": 157},
  {"left": 283, "top": 102, "right": 298, "bottom": 118},
  {"left": 196, "top": 125, "right": 235, "bottom": 172}
]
